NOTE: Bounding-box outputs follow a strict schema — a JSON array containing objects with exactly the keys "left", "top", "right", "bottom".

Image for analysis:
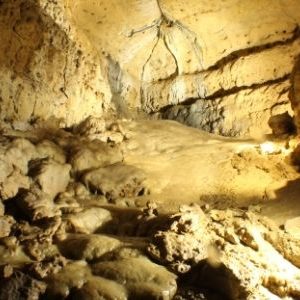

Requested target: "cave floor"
[
  {"left": 121, "top": 120, "right": 300, "bottom": 224},
  {"left": 0, "top": 118, "right": 300, "bottom": 299}
]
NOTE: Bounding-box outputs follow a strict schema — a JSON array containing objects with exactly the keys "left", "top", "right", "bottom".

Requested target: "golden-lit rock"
[
  {"left": 83, "top": 163, "right": 147, "bottom": 201},
  {"left": 30, "top": 159, "right": 71, "bottom": 199},
  {"left": 69, "top": 140, "right": 123, "bottom": 173},
  {"left": 0, "top": 216, "right": 15, "bottom": 238},
  {"left": 92, "top": 256, "right": 177, "bottom": 299},
  {"left": 70, "top": 276, "right": 128, "bottom": 300},
  {"left": 0, "top": 0, "right": 300, "bottom": 135},
  {"left": 59, "top": 234, "right": 121, "bottom": 261},
  {"left": 36, "top": 140, "right": 66, "bottom": 164},
  {"left": 66, "top": 207, "right": 112, "bottom": 234},
  {"left": 285, "top": 217, "right": 300, "bottom": 238}
]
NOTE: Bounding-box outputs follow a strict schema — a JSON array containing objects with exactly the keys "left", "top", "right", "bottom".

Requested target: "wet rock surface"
[{"left": 0, "top": 118, "right": 299, "bottom": 299}]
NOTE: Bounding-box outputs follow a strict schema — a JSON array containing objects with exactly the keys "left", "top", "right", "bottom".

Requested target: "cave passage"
[{"left": 1, "top": 1, "right": 300, "bottom": 299}]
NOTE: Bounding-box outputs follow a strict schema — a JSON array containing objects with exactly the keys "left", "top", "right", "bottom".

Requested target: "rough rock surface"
[
  {"left": 0, "top": 0, "right": 111, "bottom": 126},
  {"left": 30, "top": 159, "right": 71, "bottom": 198},
  {"left": 65, "top": 208, "right": 113, "bottom": 234},
  {"left": 147, "top": 206, "right": 300, "bottom": 299},
  {"left": 71, "top": 0, "right": 300, "bottom": 136},
  {"left": 0, "top": 271, "right": 46, "bottom": 300},
  {"left": 59, "top": 234, "right": 122, "bottom": 261},
  {"left": 83, "top": 163, "right": 147, "bottom": 201},
  {"left": 0, "top": 119, "right": 298, "bottom": 299},
  {"left": 69, "top": 140, "right": 123, "bottom": 173},
  {"left": 1, "top": 0, "right": 300, "bottom": 136},
  {"left": 291, "top": 57, "right": 300, "bottom": 132}
]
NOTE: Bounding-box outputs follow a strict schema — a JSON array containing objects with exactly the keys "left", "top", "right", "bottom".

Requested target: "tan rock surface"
[
  {"left": 1, "top": 0, "right": 300, "bottom": 135},
  {"left": 1, "top": 1, "right": 300, "bottom": 298},
  {"left": 0, "top": 121, "right": 298, "bottom": 299},
  {"left": 0, "top": 0, "right": 111, "bottom": 126},
  {"left": 71, "top": 0, "right": 300, "bottom": 135}
]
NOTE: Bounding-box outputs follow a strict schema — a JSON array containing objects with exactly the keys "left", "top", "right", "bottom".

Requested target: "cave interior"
[{"left": 1, "top": 0, "right": 300, "bottom": 299}]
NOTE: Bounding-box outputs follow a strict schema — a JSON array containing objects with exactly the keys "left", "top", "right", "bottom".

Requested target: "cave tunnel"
[{"left": 1, "top": 0, "right": 300, "bottom": 299}]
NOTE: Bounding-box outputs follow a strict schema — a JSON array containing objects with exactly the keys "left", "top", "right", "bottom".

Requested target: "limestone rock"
[
  {"left": 17, "top": 187, "right": 61, "bottom": 221},
  {"left": 0, "top": 159, "right": 13, "bottom": 184},
  {"left": 83, "top": 163, "right": 147, "bottom": 201},
  {"left": 71, "top": 0, "right": 300, "bottom": 136},
  {"left": 0, "top": 271, "right": 46, "bottom": 300},
  {"left": 147, "top": 206, "right": 300, "bottom": 299},
  {"left": 0, "top": 201, "right": 4, "bottom": 216},
  {"left": 70, "top": 140, "right": 123, "bottom": 173},
  {"left": 36, "top": 140, "right": 66, "bottom": 164},
  {"left": 4, "top": 138, "right": 37, "bottom": 174},
  {"left": 92, "top": 256, "right": 177, "bottom": 299},
  {"left": 162, "top": 81, "right": 292, "bottom": 137},
  {"left": 0, "top": 138, "right": 38, "bottom": 200},
  {"left": 148, "top": 206, "right": 209, "bottom": 273},
  {"left": 0, "top": 0, "right": 110, "bottom": 126},
  {"left": 0, "top": 0, "right": 300, "bottom": 136},
  {"left": 30, "top": 159, "right": 71, "bottom": 198},
  {"left": 0, "top": 216, "right": 15, "bottom": 238},
  {"left": 75, "top": 116, "right": 106, "bottom": 136},
  {"left": 59, "top": 234, "right": 121, "bottom": 261},
  {"left": 45, "top": 261, "right": 92, "bottom": 298},
  {"left": 0, "top": 169, "right": 30, "bottom": 201},
  {"left": 29, "top": 254, "right": 67, "bottom": 280},
  {"left": 285, "top": 217, "right": 300, "bottom": 238},
  {"left": 65, "top": 207, "right": 112, "bottom": 234},
  {"left": 70, "top": 276, "right": 128, "bottom": 300}
]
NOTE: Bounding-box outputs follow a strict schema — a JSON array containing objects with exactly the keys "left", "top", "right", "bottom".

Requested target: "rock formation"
[
  {"left": 0, "top": 0, "right": 111, "bottom": 126},
  {"left": 0, "top": 119, "right": 298, "bottom": 299},
  {"left": 1, "top": 0, "right": 300, "bottom": 136},
  {"left": 1, "top": 0, "right": 300, "bottom": 299}
]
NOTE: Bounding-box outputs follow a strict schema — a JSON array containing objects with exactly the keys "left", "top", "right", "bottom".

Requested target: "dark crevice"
[
  {"left": 162, "top": 33, "right": 179, "bottom": 76},
  {"left": 146, "top": 25, "right": 300, "bottom": 86},
  {"left": 177, "top": 260, "right": 249, "bottom": 300},
  {"left": 155, "top": 73, "right": 291, "bottom": 115}
]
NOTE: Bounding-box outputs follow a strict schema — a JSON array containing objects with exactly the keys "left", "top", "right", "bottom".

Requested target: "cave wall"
[
  {"left": 1, "top": 0, "right": 300, "bottom": 136},
  {"left": 291, "top": 57, "right": 300, "bottom": 132},
  {"left": 0, "top": 0, "right": 111, "bottom": 127}
]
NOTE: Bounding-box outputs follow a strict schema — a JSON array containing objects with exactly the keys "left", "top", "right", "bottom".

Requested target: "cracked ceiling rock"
[
  {"left": 291, "top": 57, "right": 300, "bottom": 131},
  {"left": 70, "top": 0, "right": 300, "bottom": 134},
  {"left": 0, "top": 0, "right": 110, "bottom": 126}
]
